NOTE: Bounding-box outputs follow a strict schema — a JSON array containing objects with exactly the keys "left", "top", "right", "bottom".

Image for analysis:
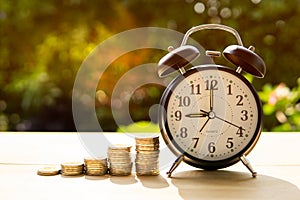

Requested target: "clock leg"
[
  {"left": 240, "top": 155, "right": 257, "bottom": 178},
  {"left": 166, "top": 154, "right": 184, "bottom": 178}
]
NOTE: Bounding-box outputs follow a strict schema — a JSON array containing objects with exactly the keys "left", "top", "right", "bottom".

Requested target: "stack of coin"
[
  {"left": 61, "top": 162, "right": 84, "bottom": 176},
  {"left": 107, "top": 144, "right": 132, "bottom": 176},
  {"left": 84, "top": 156, "right": 108, "bottom": 176},
  {"left": 135, "top": 135, "right": 160, "bottom": 176}
]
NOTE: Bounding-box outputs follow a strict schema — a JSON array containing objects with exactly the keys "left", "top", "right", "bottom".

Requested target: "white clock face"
[{"left": 161, "top": 66, "right": 261, "bottom": 163}]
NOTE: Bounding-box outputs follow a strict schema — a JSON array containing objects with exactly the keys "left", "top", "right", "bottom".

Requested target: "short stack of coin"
[
  {"left": 61, "top": 162, "right": 84, "bottom": 176},
  {"left": 107, "top": 144, "right": 132, "bottom": 176},
  {"left": 135, "top": 135, "right": 160, "bottom": 176},
  {"left": 84, "top": 157, "right": 108, "bottom": 176}
]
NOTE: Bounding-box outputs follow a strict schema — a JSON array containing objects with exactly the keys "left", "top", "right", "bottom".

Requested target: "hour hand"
[{"left": 185, "top": 113, "right": 208, "bottom": 118}]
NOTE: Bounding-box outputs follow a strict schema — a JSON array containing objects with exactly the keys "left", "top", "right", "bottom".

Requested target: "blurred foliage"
[
  {"left": 0, "top": 0, "right": 299, "bottom": 131},
  {"left": 117, "top": 121, "right": 159, "bottom": 133},
  {"left": 259, "top": 78, "right": 300, "bottom": 131}
]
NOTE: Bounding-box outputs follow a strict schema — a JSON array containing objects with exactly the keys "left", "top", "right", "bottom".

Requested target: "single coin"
[
  {"left": 108, "top": 144, "right": 132, "bottom": 151},
  {"left": 61, "top": 162, "right": 83, "bottom": 167},
  {"left": 37, "top": 166, "right": 60, "bottom": 176}
]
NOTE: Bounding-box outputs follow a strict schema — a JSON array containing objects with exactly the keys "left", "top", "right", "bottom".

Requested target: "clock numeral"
[
  {"left": 241, "top": 110, "right": 248, "bottom": 121},
  {"left": 178, "top": 96, "right": 191, "bottom": 107},
  {"left": 226, "top": 137, "right": 234, "bottom": 149},
  {"left": 236, "top": 95, "right": 244, "bottom": 106},
  {"left": 205, "top": 80, "right": 218, "bottom": 90},
  {"left": 192, "top": 137, "right": 199, "bottom": 148},
  {"left": 208, "top": 142, "right": 216, "bottom": 153},
  {"left": 191, "top": 84, "right": 201, "bottom": 95},
  {"left": 174, "top": 110, "right": 182, "bottom": 121},
  {"left": 236, "top": 127, "right": 245, "bottom": 137},
  {"left": 180, "top": 127, "right": 188, "bottom": 138},
  {"left": 227, "top": 84, "right": 233, "bottom": 95}
]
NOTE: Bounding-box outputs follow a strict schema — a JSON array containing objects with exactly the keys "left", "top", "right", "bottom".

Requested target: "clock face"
[{"left": 159, "top": 65, "right": 262, "bottom": 169}]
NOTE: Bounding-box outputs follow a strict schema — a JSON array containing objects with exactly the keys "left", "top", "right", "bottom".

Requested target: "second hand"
[
  {"left": 215, "top": 116, "right": 243, "bottom": 129},
  {"left": 200, "top": 109, "right": 243, "bottom": 130},
  {"left": 199, "top": 118, "right": 210, "bottom": 133}
]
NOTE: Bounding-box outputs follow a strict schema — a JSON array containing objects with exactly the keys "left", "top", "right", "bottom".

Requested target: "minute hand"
[
  {"left": 215, "top": 115, "right": 244, "bottom": 129},
  {"left": 210, "top": 88, "right": 214, "bottom": 111}
]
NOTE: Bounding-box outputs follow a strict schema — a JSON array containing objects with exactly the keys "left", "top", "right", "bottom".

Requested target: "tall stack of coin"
[
  {"left": 135, "top": 136, "right": 160, "bottom": 176},
  {"left": 107, "top": 144, "right": 132, "bottom": 176},
  {"left": 61, "top": 162, "right": 84, "bottom": 176},
  {"left": 84, "top": 157, "right": 108, "bottom": 176}
]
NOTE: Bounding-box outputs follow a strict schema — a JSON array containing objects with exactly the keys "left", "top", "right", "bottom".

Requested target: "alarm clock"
[{"left": 158, "top": 24, "right": 266, "bottom": 177}]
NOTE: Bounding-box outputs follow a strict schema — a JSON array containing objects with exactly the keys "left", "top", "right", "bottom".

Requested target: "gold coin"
[
  {"left": 84, "top": 156, "right": 107, "bottom": 162},
  {"left": 135, "top": 136, "right": 159, "bottom": 143},
  {"left": 136, "top": 170, "right": 159, "bottom": 176},
  {"left": 37, "top": 166, "right": 60, "bottom": 176},
  {"left": 61, "top": 161, "right": 83, "bottom": 167},
  {"left": 108, "top": 144, "right": 132, "bottom": 151}
]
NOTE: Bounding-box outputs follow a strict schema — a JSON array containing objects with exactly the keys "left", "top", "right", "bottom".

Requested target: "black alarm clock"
[{"left": 158, "top": 24, "right": 266, "bottom": 177}]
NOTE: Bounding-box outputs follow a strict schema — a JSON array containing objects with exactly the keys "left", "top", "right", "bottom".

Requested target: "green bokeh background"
[{"left": 0, "top": 0, "right": 299, "bottom": 131}]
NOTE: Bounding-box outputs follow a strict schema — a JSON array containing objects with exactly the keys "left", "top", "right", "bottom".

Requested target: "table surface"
[{"left": 0, "top": 132, "right": 300, "bottom": 200}]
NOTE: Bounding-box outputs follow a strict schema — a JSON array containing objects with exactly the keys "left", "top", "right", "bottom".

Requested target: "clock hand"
[
  {"left": 199, "top": 118, "right": 210, "bottom": 133},
  {"left": 185, "top": 109, "right": 210, "bottom": 132},
  {"left": 185, "top": 113, "right": 208, "bottom": 118},
  {"left": 200, "top": 109, "right": 209, "bottom": 114},
  {"left": 185, "top": 110, "right": 210, "bottom": 132},
  {"left": 210, "top": 88, "right": 214, "bottom": 112},
  {"left": 215, "top": 115, "right": 244, "bottom": 130},
  {"left": 200, "top": 109, "right": 245, "bottom": 131}
]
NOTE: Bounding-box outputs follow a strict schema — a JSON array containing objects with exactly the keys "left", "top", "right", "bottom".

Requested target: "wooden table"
[{"left": 0, "top": 132, "right": 299, "bottom": 200}]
